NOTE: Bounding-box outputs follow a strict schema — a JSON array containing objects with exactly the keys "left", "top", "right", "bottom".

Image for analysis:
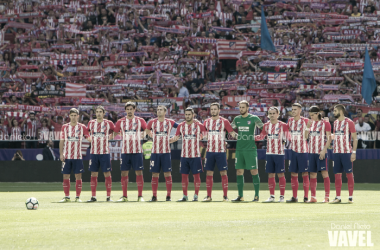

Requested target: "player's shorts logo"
[
  {"left": 61, "top": 162, "right": 65, "bottom": 172},
  {"left": 89, "top": 160, "right": 92, "bottom": 166}
]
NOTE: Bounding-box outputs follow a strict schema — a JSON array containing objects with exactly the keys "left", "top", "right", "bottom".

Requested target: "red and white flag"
[
  {"left": 65, "top": 82, "right": 86, "bottom": 97},
  {"left": 267, "top": 72, "right": 287, "bottom": 84},
  {"left": 216, "top": 40, "right": 247, "bottom": 59}
]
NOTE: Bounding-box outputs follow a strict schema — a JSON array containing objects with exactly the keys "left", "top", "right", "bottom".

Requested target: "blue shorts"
[
  {"left": 121, "top": 153, "right": 143, "bottom": 171},
  {"left": 89, "top": 154, "right": 112, "bottom": 173},
  {"left": 288, "top": 151, "right": 309, "bottom": 173},
  {"left": 265, "top": 155, "right": 285, "bottom": 173},
  {"left": 150, "top": 153, "right": 172, "bottom": 173},
  {"left": 204, "top": 152, "right": 227, "bottom": 171},
  {"left": 308, "top": 153, "right": 328, "bottom": 172},
  {"left": 180, "top": 157, "right": 203, "bottom": 174},
  {"left": 333, "top": 153, "right": 353, "bottom": 174},
  {"left": 61, "top": 159, "right": 84, "bottom": 174}
]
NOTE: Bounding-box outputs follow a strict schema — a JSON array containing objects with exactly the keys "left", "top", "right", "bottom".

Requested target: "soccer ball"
[{"left": 25, "top": 197, "right": 39, "bottom": 210}]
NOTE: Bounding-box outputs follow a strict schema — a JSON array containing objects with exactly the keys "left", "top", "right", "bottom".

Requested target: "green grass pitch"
[{"left": 0, "top": 182, "right": 379, "bottom": 249}]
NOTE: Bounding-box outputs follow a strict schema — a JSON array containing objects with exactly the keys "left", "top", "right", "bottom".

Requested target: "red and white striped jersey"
[
  {"left": 60, "top": 123, "right": 89, "bottom": 159},
  {"left": 255, "top": 121, "right": 289, "bottom": 155},
  {"left": 203, "top": 117, "right": 233, "bottom": 153},
  {"left": 114, "top": 116, "right": 147, "bottom": 154},
  {"left": 26, "top": 119, "right": 38, "bottom": 137},
  {"left": 333, "top": 118, "right": 356, "bottom": 154},
  {"left": 147, "top": 118, "right": 176, "bottom": 154},
  {"left": 308, "top": 120, "right": 331, "bottom": 154},
  {"left": 175, "top": 121, "right": 206, "bottom": 158},
  {"left": 109, "top": 141, "right": 122, "bottom": 160},
  {"left": 10, "top": 127, "right": 22, "bottom": 141},
  {"left": 87, "top": 119, "right": 115, "bottom": 154},
  {"left": 39, "top": 126, "right": 50, "bottom": 144},
  {"left": 287, "top": 117, "right": 309, "bottom": 153}
]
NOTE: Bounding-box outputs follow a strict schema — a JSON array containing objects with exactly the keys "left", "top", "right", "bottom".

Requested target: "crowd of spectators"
[{"left": 1, "top": 0, "right": 380, "bottom": 149}]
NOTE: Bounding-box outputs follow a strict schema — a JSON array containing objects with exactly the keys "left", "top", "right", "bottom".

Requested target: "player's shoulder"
[
  {"left": 345, "top": 117, "right": 354, "bottom": 123},
  {"left": 116, "top": 117, "right": 126, "bottom": 123},
  {"left": 61, "top": 123, "right": 69, "bottom": 129},
  {"left": 165, "top": 118, "right": 175, "bottom": 123},
  {"left": 288, "top": 117, "right": 294, "bottom": 122},
  {"left": 279, "top": 121, "right": 287, "bottom": 125}
]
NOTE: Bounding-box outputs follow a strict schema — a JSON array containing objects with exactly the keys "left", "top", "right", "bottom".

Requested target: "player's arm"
[
  {"left": 350, "top": 119, "right": 358, "bottom": 162},
  {"left": 230, "top": 117, "right": 238, "bottom": 139},
  {"left": 254, "top": 116, "right": 264, "bottom": 130},
  {"left": 59, "top": 128, "right": 65, "bottom": 162},
  {"left": 145, "top": 120, "right": 153, "bottom": 138},
  {"left": 170, "top": 125, "right": 181, "bottom": 143},
  {"left": 202, "top": 121, "right": 208, "bottom": 140},
  {"left": 223, "top": 119, "right": 236, "bottom": 139},
  {"left": 254, "top": 124, "right": 267, "bottom": 141},
  {"left": 82, "top": 124, "right": 92, "bottom": 143},
  {"left": 304, "top": 119, "right": 312, "bottom": 139},
  {"left": 140, "top": 118, "right": 148, "bottom": 138},
  {"left": 199, "top": 123, "right": 207, "bottom": 140},
  {"left": 108, "top": 121, "right": 115, "bottom": 140}
]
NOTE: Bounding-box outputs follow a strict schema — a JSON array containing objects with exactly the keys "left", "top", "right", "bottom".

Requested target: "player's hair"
[
  {"left": 309, "top": 106, "right": 321, "bottom": 120},
  {"left": 238, "top": 100, "right": 249, "bottom": 108},
  {"left": 95, "top": 106, "right": 105, "bottom": 113},
  {"left": 125, "top": 101, "right": 136, "bottom": 109},
  {"left": 210, "top": 102, "right": 220, "bottom": 109},
  {"left": 268, "top": 107, "right": 279, "bottom": 114},
  {"left": 69, "top": 108, "right": 79, "bottom": 115},
  {"left": 334, "top": 104, "right": 346, "bottom": 116},
  {"left": 185, "top": 107, "right": 195, "bottom": 114},
  {"left": 292, "top": 103, "right": 302, "bottom": 109},
  {"left": 357, "top": 108, "right": 363, "bottom": 112},
  {"left": 157, "top": 105, "right": 167, "bottom": 112}
]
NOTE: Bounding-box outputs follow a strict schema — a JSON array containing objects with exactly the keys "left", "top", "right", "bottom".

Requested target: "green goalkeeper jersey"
[{"left": 231, "top": 114, "right": 264, "bottom": 151}]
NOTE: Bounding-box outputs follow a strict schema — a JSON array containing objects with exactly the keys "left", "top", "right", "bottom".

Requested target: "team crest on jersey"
[
  {"left": 193, "top": 127, "right": 197, "bottom": 131},
  {"left": 298, "top": 123, "right": 302, "bottom": 127},
  {"left": 102, "top": 126, "right": 106, "bottom": 129},
  {"left": 317, "top": 123, "right": 322, "bottom": 128},
  {"left": 276, "top": 127, "right": 280, "bottom": 131},
  {"left": 133, "top": 123, "right": 137, "bottom": 126},
  {"left": 164, "top": 124, "right": 168, "bottom": 128},
  {"left": 76, "top": 130, "right": 80, "bottom": 133},
  {"left": 247, "top": 121, "right": 251, "bottom": 125}
]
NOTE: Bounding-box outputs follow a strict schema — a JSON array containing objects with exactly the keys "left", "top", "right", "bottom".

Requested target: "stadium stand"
[{"left": 0, "top": 0, "right": 380, "bottom": 150}]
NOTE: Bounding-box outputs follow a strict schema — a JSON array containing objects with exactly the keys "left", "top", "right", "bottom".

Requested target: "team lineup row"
[{"left": 58, "top": 101, "right": 357, "bottom": 204}]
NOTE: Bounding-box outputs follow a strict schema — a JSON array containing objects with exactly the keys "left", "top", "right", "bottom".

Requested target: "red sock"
[
  {"left": 75, "top": 180, "right": 82, "bottom": 197},
  {"left": 335, "top": 174, "right": 342, "bottom": 197},
  {"left": 152, "top": 177, "right": 159, "bottom": 197},
  {"left": 268, "top": 177, "right": 276, "bottom": 196},
  {"left": 346, "top": 173, "right": 354, "bottom": 196},
  {"left": 310, "top": 178, "right": 317, "bottom": 198},
  {"left": 279, "top": 176, "right": 286, "bottom": 196},
  {"left": 324, "top": 176, "right": 330, "bottom": 198},
  {"left": 206, "top": 175, "right": 213, "bottom": 197},
  {"left": 182, "top": 174, "right": 189, "bottom": 196},
  {"left": 221, "top": 175, "right": 228, "bottom": 197},
  {"left": 63, "top": 179, "right": 70, "bottom": 197},
  {"left": 291, "top": 176, "right": 298, "bottom": 198},
  {"left": 194, "top": 174, "right": 201, "bottom": 196},
  {"left": 90, "top": 177, "right": 97, "bottom": 197},
  {"left": 136, "top": 175, "right": 144, "bottom": 197},
  {"left": 302, "top": 175, "right": 309, "bottom": 198},
  {"left": 165, "top": 176, "right": 172, "bottom": 197},
  {"left": 105, "top": 176, "right": 112, "bottom": 197},
  {"left": 121, "top": 176, "right": 128, "bottom": 197}
]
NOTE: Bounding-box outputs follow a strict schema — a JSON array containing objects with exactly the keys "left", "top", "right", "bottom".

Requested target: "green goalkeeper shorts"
[{"left": 235, "top": 150, "right": 258, "bottom": 170}]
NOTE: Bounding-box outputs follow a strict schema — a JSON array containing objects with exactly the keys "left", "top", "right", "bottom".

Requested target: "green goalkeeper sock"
[
  {"left": 237, "top": 175, "right": 244, "bottom": 197},
  {"left": 252, "top": 174, "right": 260, "bottom": 198}
]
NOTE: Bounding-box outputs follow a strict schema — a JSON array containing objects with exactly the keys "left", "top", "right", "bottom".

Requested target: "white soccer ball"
[{"left": 25, "top": 197, "right": 39, "bottom": 210}]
